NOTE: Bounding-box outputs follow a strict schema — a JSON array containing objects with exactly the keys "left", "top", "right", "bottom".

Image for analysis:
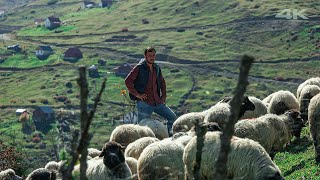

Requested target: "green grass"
[{"left": 274, "top": 128, "right": 320, "bottom": 179}]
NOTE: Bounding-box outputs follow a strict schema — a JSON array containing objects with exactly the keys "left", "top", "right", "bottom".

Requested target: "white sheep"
[
  {"left": 124, "top": 137, "right": 160, "bottom": 160},
  {"left": 240, "top": 96, "right": 268, "bottom": 119},
  {"left": 298, "top": 85, "right": 320, "bottom": 123},
  {"left": 137, "top": 140, "right": 185, "bottom": 180},
  {"left": 87, "top": 148, "right": 102, "bottom": 158},
  {"left": 138, "top": 118, "right": 168, "bottom": 140},
  {"left": 26, "top": 168, "right": 56, "bottom": 180},
  {"left": 0, "top": 169, "right": 22, "bottom": 180},
  {"left": 183, "top": 132, "right": 284, "bottom": 180},
  {"left": 125, "top": 157, "right": 138, "bottom": 180},
  {"left": 262, "top": 92, "right": 277, "bottom": 106},
  {"left": 172, "top": 111, "right": 208, "bottom": 134},
  {"left": 296, "top": 77, "right": 320, "bottom": 100},
  {"left": 204, "top": 95, "right": 255, "bottom": 129},
  {"left": 73, "top": 141, "right": 132, "bottom": 180},
  {"left": 109, "top": 124, "right": 155, "bottom": 147},
  {"left": 235, "top": 110, "right": 304, "bottom": 159},
  {"left": 44, "top": 160, "right": 64, "bottom": 180},
  {"left": 267, "top": 90, "right": 299, "bottom": 115},
  {"left": 308, "top": 93, "right": 320, "bottom": 163}
]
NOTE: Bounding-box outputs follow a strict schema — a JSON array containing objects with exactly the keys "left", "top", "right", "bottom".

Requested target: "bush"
[{"left": 0, "top": 141, "right": 27, "bottom": 175}]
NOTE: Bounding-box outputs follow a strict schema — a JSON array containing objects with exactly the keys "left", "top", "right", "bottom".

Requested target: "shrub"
[{"left": 0, "top": 141, "right": 27, "bottom": 175}]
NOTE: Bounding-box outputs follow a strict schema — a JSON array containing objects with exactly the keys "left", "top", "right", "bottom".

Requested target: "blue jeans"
[{"left": 137, "top": 101, "right": 177, "bottom": 134}]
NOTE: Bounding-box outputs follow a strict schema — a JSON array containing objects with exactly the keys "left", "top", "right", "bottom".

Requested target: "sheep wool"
[
  {"left": 308, "top": 93, "right": 320, "bottom": 163},
  {"left": 124, "top": 137, "right": 160, "bottom": 160},
  {"left": 161, "top": 131, "right": 194, "bottom": 147},
  {"left": 204, "top": 102, "right": 231, "bottom": 129},
  {"left": 26, "top": 168, "right": 56, "bottom": 180},
  {"left": 204, "top": 96, "right": 255, "bottom": 129},
  {"left": 137, "top": 141, "right": 185, "bottom": 180},
  {"left": 73, "top": 141, "right": 132, "bottom": 180},
  {"left": 183, "top": 132, "right": 284, "bottom": 180},
  {"left": 74, "top": 159, "right": 132, "bottom": 180},
  {"left": 262, "top": 92, "right": 277, "bottom": 105},
  {"left": 44, "top": 160, "right": 64, "bottom": 180},
  {"left": 109, "top": 124, "right": 155, "bottom": 147},
  {"left": 0, "top": 169, "right": 22, "bottom": 180},
  {"left": 138, "top": 118, "right": 168, "bottom": 140},
  {"left": 172, "top": 111, "right": 207, "bottom": 134},
  {"left": 298, "top": 85, "right": 320, "bottom": 122},
  {"left": 235, "top": 110, "right": 304, "bottom": 158},
  {"left": 241, "top": 96, "right": 268, "bottom": 119},
  {"left": 267, "top": 90, "right": 299, "bottom": 115},
  {"left": 296, "top": 77, "right": 320, "bottom": 100},
  {"left": 125, "top": 157, "right": 138, "bottom": 180},
  {"left": 87, "top": 148, "right": 102, "bottom": 158}
]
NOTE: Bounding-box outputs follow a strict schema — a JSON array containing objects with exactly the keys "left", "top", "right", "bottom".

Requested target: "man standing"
[{"left": 125, "top": 47, "right": 176, "bottom": 135}]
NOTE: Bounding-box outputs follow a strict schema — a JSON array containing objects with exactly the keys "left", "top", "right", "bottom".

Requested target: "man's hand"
[{"left": 136, "top": 94, "right": 147, "bottom": 100}]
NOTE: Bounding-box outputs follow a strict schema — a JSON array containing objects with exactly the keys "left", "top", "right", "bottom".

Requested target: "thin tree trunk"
[
  {"left": 215, "top": 55, "right": 254, "bottom": 179},
  {"left": 192, "top": 120, "right": 207, "bottom": 180},
  {"left": 61, "top": 65, "right": 107, "bottom": 180}
]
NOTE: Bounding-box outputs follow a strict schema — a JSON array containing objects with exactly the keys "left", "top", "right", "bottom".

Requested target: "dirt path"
[{"left": 18, "top": 16, "right": 318, "bottom": 39}]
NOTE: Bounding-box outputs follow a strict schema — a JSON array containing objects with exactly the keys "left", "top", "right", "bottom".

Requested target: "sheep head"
[
  {"left": 220, "top": 95, "right": 255, "bottom": 119},
  {"left": 285, "top": 109, "right": 304, "bottom": 138},
  {"left": 239, "top": 96, "right": 255, "bottom": 118},
  {"left": 99, "top": 141, "right": 126, "bottom": 170}
]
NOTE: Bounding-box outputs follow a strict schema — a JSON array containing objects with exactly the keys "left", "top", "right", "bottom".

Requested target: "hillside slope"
[{"left": 1, "top": 0, "right": 319, "bottom": 61}]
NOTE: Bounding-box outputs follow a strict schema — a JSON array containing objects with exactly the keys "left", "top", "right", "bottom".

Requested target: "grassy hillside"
[
  {"left": 1, "top": 0, "right": 318, "bottom": 61},
  {"left": 1, "top": 0, "right": 320, "bottom": 178}
]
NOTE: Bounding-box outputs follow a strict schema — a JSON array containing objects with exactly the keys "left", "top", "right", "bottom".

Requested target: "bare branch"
[
  {"left": 192, "top": 120, "right": 207, "bottom": 180},
  {"left": 215, "top": 55, "right": 254, "bottom": 179},
  {"left": 61, "top": 66, "right": 107, "bottom": 180}
]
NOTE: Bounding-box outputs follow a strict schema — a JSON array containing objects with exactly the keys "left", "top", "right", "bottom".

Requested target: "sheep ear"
[{"left": 120, "top": 145, "right": 126, "bottom": 152}]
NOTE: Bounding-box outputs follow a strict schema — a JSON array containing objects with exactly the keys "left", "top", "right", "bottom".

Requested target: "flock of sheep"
[{"left": 2, "top": 77, "right": 320, "bottom": 180}]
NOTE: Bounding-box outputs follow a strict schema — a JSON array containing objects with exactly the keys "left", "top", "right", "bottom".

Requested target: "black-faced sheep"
[
  {"left": 296, "top": 77, "right": 320, "bottom": 100},
  {"left": 240, "top": 96, "right": 268, "bottom": 119},
  {"left": 124, "top": 137, "right": 160, "bottom": 160},
  {"left": 267, "top": 90, "right": 299, "bottom": 115},
  {"left": 0, "top": 169, "right": 22, "bottom": 180},
  {"left": 204, "top": 95, "right": 255, "bottom": 129},
  {"left": 234, "top": 109, "right": 304, "bottom": 159},
  {"left": 298, "top": 85, "right": 320, "bottom": 123},
  {"left": 109, "top": 124, "right": 155, "bottom": 147},
  {"left": 26, "top": 168, "right": 56, "bottom": 180},
  {"left": 172, "top": 110, "right": 208, "bottom": 134},
  {"left": 138, "top": 118, "right": 168, "bottom": 140},
  {"left": 183, "top": 132, "right": 284, "bottom": 180},
  {"left": 73, "top": 141, "right": 132, "bottom": 180},
  {"left": 308, "top": 93, "right": 320, "bottom": 163},
  {"left": 137, "top": 141, "right": 185, "bottom": 180}
]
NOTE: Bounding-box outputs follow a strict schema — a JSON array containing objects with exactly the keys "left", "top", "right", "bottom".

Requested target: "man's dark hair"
[{"left": 144, "top": 47, "right": 156, "bottom": 55}]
